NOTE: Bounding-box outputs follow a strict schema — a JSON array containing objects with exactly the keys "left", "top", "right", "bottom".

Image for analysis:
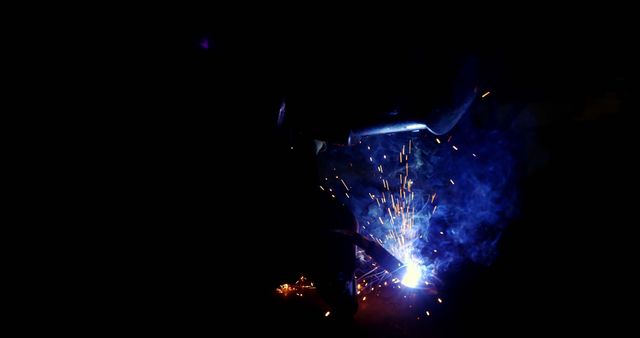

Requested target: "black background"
[{"left": 113, "top": 15, "right": 634, "bottom": 336}]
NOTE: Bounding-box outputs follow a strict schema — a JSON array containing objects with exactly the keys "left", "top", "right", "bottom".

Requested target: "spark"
[
  {"left": 276, "top": 284, "right": 293, "bottom": 296},
  {"left": 425, "top": 310, "right": 431, "bottom": 316},
  {"left": 319, "top": 185, "right": 324, "bottom": 191},
  {"left": 325, "top": 311, "right": 331, "bottom": 317},
  {"left": 362, "top": 296, "right": 367, "bottom": 301},
  {"left": 472, "top": 153, "right": 477, "bottom": 157},
  {"left": 449, "top": 179, "right": 455, "bottom": 185},
  {"left": 331, "top": 194, "right": 336, "bottom": 198},
  {"left": 328, "top": 137, "right": 456, "bottom": 295},
  {"left": 437, "top": 298, "right": 443, "bottom": 303},
  {"left": 447, "top": 136, "right": 452, "bottom": 142},
  {"left": 275, "top": 276, "right": 317, "bottom": 297},
  {"left": 482, "top": 91, "right": 491, "bottom": 98}
]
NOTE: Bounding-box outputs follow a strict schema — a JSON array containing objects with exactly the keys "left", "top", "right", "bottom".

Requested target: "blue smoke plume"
[{"left": 317, "top": 121, "right": 519, "bottom": 286}]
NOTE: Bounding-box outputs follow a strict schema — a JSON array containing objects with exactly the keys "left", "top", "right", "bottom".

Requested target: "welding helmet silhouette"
[{"left": 279, "top": 52, "right": 478, "bottom": 146}]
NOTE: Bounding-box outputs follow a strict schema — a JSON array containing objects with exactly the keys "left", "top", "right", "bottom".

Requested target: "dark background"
[{"left": 120, "top": 17, "right": 634, "bottom": 336}]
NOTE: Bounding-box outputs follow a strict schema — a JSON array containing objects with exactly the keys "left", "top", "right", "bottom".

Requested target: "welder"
[{"left": 270, "top": 45, "right": 479, "bottom": 322}]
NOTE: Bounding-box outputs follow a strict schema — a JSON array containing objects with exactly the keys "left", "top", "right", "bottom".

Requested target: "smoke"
[{"left": 317, "top": 122, "right": 520, "bottom": 285}]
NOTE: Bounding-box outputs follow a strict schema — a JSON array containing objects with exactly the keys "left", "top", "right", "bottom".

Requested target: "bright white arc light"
[{"left": 401, "top": 262, "right": 422, "bottom": 288}]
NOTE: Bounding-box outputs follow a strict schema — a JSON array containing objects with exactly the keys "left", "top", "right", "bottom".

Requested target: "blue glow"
[
  {"left": 404, "top": 123, "right": 427, "bottom": 130},
  {"left": 318, "top": 121, "right": 520, "bottom": 289}
]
